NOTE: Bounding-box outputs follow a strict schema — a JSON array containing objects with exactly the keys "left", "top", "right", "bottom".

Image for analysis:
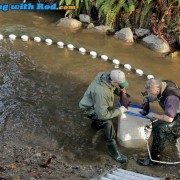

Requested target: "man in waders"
[
  {"left": 79, "top": 70, "right": 129, "bottom": 163},
  {"left": 137, "top": 78, "right": 180, "bottom": 166}
]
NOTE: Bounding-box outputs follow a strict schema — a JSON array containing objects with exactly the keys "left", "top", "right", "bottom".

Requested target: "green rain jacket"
[{"left": 79, "top": 72, "right": 122, "bottom": 120}]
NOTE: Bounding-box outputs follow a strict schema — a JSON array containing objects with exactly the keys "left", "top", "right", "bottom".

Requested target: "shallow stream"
[{"left": 0, "top": 1, "right": 180, "bottom": 178}]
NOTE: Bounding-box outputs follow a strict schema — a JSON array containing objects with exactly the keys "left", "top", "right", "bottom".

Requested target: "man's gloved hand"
[
  {"left": 119, "top": 91, "right": 129, "bottom": 109},
  {"left": 119, "top": 106, "right": 128, "bottom": 114},
  {"left": 139, "top": 101, "right": 150, "bottom": 116},
  {"left": 146, "top": 112, "right": 156, "bottom": 120},
  {"left": 141, "top": 91, "right": 149, "bottom": 103}
]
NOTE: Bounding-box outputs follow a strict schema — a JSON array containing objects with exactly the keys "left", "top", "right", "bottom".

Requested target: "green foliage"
[
  {"left": 96, "top": 0, "right": 130, "bottom": 27},
  {"left": 147, "top": 0, "right": 153, "bottom": 4},
  {"left": 126, "top": 0, "right": 135, "bottom": 12},
  {"left": 139, "top": 1, "right": 153, "bottom": 27},
  {"left": 59, "top": 0, "right": 72, "bottom": 5},
  {"left": 59, "top": 0, "right": 90, "bottom": 17},
  {"left": 58, "top": 0, "right": 180, "bottom": 37}
]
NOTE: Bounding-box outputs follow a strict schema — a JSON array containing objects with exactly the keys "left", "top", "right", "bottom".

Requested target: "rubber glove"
[
  {"left": 119, "top": 106, "right": 128, "bottom": 114},
  {"left": 119, "top": 91, "right": 129, "bottom": 109},
  {"left": 139, "top": 91, "right": 150, "bottom": 116},
  {"left": 146, "top": 112, "right": 156, "bottom": 120}
]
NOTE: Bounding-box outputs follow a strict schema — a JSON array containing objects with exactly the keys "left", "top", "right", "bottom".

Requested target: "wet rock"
[
  {"left": 79, "top": 14, "right": 91, "bottom": 23},
  {"left": 142, "top": 35, "right": 170, "bottom": 53},
  {"left": 114, "top": 28, "right": 134, "bottom": 43},
  {"left": 87, "top": 23, "right": 94, "bottom": 29},
  {"left": 91, "top": 25, "right": 111, "bottom": 33},
  {"left": 135, "top": 28, "right": 150, "bottom": 38},
  {"left": 56, "top": 17, "right": 82, "bottom": 29},
  {"left": 168, "top": 51, "right": 179, "bottom": 59}
]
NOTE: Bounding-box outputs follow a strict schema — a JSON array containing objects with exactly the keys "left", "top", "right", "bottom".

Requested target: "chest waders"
[{"left": 144, "top": 119, "right": 180, "bottom": 165}]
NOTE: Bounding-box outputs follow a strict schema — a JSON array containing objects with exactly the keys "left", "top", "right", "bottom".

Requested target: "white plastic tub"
[{"left": 117, "top": 103, "right": 151, "bottom": 148}]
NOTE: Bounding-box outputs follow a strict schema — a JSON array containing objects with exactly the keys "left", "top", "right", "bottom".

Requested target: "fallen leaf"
[{"left": 8, "top": 164, "right": 16, "bottom": 169}]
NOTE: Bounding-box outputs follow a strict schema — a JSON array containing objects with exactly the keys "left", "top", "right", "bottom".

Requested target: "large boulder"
[
  {"left": 56, "top": 17, "right": 82, "bottom": 29},
  {"left": 142, "top": 35, "right": 170, "bottom": 53},
  {"left": 114, "top": 28, "right": 134, "bottom": 43},
  {"left": 135, "top": 28, "right": 150, "bottom": 38},
  {"left": 79, "top": 14, "right": 91, "bottom": 23}
]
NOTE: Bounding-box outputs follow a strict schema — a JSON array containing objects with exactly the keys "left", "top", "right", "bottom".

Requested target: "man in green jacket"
[{"left": 79, "top": 70, "right": 129, "bottom": 163}]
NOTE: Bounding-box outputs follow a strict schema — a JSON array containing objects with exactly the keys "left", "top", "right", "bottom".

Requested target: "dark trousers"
[
  {"left": 151, "top": 114, "right": 180, "bottom": 159},
  {"left": 90, "top": 117, "right": 116, "bottom": 143}
]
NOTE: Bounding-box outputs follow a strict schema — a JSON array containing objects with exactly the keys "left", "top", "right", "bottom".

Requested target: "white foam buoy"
[
  {"left": 101, "top": 55, "right": 108, "bottom": 61},
  {"left": 57, "top": 41, "right": 64, "bottom": 48},
  {"left": 79, "top": 47, "right": 86, "bottom": 55},
  {"left": 9, "top": 34, "right": 16, "bottom": 41},
  {"left": 147, "top": 75, "right": 154, "bottom": 79},
  {"left": 34, "top": 37, "right": 41, "bottom": 42},
  {"left": 45, "top": 38, "right": 53, "bottom": 45},
  {"left": 21, "top": 35, "right": 29, "bottom": 41},
  {"left": 67, "top": 44, "right": 74, "bottom": 50},
  {"left": 112, "top": 59, "right": 120, "bottom": 68},
  {"left": 0, "top": 34, "right": 3, "bottom": 40},
  {"left": 136, "top": 69, "right": 143, "bottom": 76},
  {"left": 90, "top": 51, "right": 97, "bottom": 58},
  {"left": 124, "top": 64, "right": 131, "bottom": 71}
]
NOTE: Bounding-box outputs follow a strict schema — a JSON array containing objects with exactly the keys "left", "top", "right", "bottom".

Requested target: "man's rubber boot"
[
  {"left": 107, "top": 140, "right": 127, "bottom": 163},
  {"left": 137, "top": 153, "right": 160, "bottom": 166},
  {"left": 137, "top": 158, "right": 153, "bottom": 166}
]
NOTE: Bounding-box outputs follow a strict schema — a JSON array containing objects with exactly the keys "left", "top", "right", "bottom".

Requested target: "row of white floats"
[{"left": 0, "top": 33, "right": 155, "bottom": 79}]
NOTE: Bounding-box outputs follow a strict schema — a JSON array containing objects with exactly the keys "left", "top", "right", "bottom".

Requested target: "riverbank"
[{"left": 0, "top": 136, "right": 180, "bottom": 179}]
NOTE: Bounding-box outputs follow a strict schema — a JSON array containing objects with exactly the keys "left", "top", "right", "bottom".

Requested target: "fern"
[
  {"left": 126, "top": 0, "right": 135, "bottom": 12},
  {"left": 147, "top": 0, "right": 153, "bottom": 4},
  {"left": 84, "top": 0, "right": 90, "bottom": 12},
  {"left": 59, "top": 0, "right": 72, "bottom": 5},
  {"left": 96, "top": 0, "right": 128, "bottom": 28},
  {"left": 96, "top": 0, "right": 106, "bottom": 9},
  {"left": 139, "top": 1, "right": 153, "bottom": 27},
  {"left": 75, "top": 0, "right": 80, "bottom": 7}
]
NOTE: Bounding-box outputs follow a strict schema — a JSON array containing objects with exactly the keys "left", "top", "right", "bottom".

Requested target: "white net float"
[
  {"left": 90, "top": 51, "right": 97, "bottom": 58},
  {"left": 0, "top": 34, "right": 4, "bottom": 40},
  {"left": 124, "top": 64, "right": 131, "bottom": 71},
  {"left": 67, "top": 44, "right": 74, "bottom": 50},
  {"left": 9, "top": 34, "right": 16, "bottom": 40},
  {"left": 21, "top": 35, "right": 29, "bottom": 41},
  {"left": 147, "top": 75, "right": 154, "bottom": 79},
  {"left": 136, "top": 69, "right": 143, "bottom": 76},
  {"left": 101, "top": 55, "right": 108, "bottom": 61},
  {"left": 112, "top": 59, "right": 120, "bottom": 68},
  {"left": 57, "top": 41, "right": 64, "bottom": 48},
  {"left": 45, "top": 38, "right": 53, "bottom": 45},
  {"left": 34, "top": 37, "right": 41, "bottom": 42},
  {"left": 79, "top": 47, "right": 86, "bottom": 55}
]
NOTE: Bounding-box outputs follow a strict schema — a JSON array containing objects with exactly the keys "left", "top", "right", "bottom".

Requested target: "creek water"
[{"left": 0, "top": 1, "right": 180, "bottom": 178}]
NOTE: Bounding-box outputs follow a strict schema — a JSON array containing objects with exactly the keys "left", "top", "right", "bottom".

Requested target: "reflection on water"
[{"left": 0, "top": 6, "right": 179, "bottom": 168}]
